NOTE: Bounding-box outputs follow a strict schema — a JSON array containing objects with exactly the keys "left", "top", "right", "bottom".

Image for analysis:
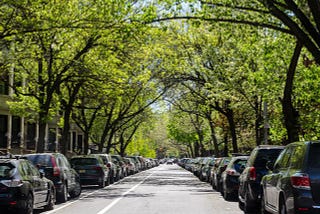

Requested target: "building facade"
[{"left": 0, "top": 74, "right": 84, "bottom": 156}]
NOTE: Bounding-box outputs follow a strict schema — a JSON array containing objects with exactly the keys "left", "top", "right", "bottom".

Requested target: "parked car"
[
  {"left": 0, "top": 157, "right": 55, "bottom": 213},
  {"left": 23, "top": 153, "right": 81, "bottom": 203},
  {"left": 211, "top": 157, "right": 231, "bottom": 192},
  {"left": 184, "top": 158, "right": 194, "bottom": 172},
  {"left": 111, "top": 155, "right": 126, "bottom": 180},
  {"left": 95, "top": 154, "right": 117, "bottom": 184},
  {"left": 221, "top": 156, "right": 248, "bottom": 200},
  {"left": 123, "top": 157, "right": 136, "bottom": 175},
  {"left": 70, "top": 155, "right": 109, "bottom": 188},
  {"left": 199, "top": 157, "right": 215, "bottom": 182},
  {"left": 126, "top": 156, "right": 142, "bottom": 172},
  {"left": 238, "top": 145, "right": 284, "bottom": 212},
  {"left": 261, "top": 141, "right": 320, "bottom": 214}
]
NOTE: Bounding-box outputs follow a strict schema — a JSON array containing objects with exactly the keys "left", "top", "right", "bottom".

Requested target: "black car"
[
  {"left": 0, "top": 158, "right": 55, "bottom": 213},
  {"left": 23, "top": 153, "right": 81, "bottom": 203},
  {"left": 211, "top": 157, "right": 231, "bottom": 192},
  {"left": 261, "top": 141, "right": 320, "bottom": 214},
  {"left": 221, "top": 156, "right": 248, "bottom": 200},
  {"left": 238, "top": 145, "right": 284, "bottom": 212},
  {"left": 70, "top": 155, "right": 109, "bottom": 188}
]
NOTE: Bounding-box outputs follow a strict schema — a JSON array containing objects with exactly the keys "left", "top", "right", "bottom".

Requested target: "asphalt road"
[{"left": 39, "top": 164, "right": 243, "bottom": 214}]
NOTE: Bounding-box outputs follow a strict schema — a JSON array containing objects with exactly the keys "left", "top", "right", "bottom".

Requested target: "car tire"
[
  {"left": 44, "top": 188, "right": 55, "bottom": 211},
  {"left": 57, "top": 183, "right": 68, "bottom": 203},
  {"left": 110, "top": 173, "right": 115, "bottom": 184},
  {"left": 243, "top": 192, "right": 254, "bottom": 213},
  {"left": 19, "top": 193, "right": 33, "bottom": 214},
  {"left": 223, "top": 187, "right": 232, "bottom": 201},
  {"left": 69, "top": 180, "right": 81, "bottom": 198},
  {"left": 99, "top": 177, "right": 106, "bottom": 188}
]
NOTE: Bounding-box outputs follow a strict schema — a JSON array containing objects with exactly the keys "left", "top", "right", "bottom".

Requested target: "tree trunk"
[
  {"left": 60, "top": 109, "right": 71, "bottom": 155},
  {"left": 208, "top": 118, "right": 219, "bottom": 157},
  {"left": 226, "top": 108, "right": 238, "bottom": 153},
  {"left": 83, "top": 132, "right": 89, "bottom": 154},
  {"left": 37, "top": 120, "right": 46, "bottom": 153},
  {"left": 282, "top": 41, "right": 302, "bottom": 144}
]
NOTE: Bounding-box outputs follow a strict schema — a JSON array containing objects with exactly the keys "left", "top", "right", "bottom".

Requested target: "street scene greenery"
[{"left": 0, "top": 0, "right": 319, "bottom": 158}]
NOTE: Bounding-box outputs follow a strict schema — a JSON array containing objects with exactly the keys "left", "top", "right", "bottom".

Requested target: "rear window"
[
  {"left": 308, "top": 143, "right": 320, "bottom": 168},
  {"left": 254, "top": 148, "right": 283, "bottom": 168},
  {"left": 0, "top": 163, "right": 15, "bottom": 179},
  {"left": 25, "top": 155, "right": 53, "bottom": 167},
  {"left": 70, "top": 158, "right": 98, "bottom": 166}
]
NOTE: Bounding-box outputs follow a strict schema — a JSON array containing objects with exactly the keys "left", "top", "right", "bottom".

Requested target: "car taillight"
[
  {"left": 106, "top": 163, "right": 111, "bottom": 168},
  {"left": 0, "top": 179, "right": 23, "bottom": 187},
  {"left": 291, "top": 173, "right": 310, "bottom": 190},
  {"left": 249, "top": 167, "right": 256, "bottom": 181},
  {"left": 51, "top": 156, "right": 60, "bottom": 177},
  {"left": 226, "top": 169, "right": 236, "bottom": 175}
]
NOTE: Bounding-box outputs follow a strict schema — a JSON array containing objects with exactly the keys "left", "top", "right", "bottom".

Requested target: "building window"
[
  {"left": 11, "top": 116, "right": 21, "bottom": 149},
  {"left": 0, "top": 73, "right": 9, "bottom": 95},
  {"left": 0, "top": 115, "right": 8, "bottom": 148}
]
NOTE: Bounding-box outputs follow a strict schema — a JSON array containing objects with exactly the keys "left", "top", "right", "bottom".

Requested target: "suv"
[
  {"left": 95, "top": 154, "right": 117, "bottom": 184},
  {"left": 238, "top": 145, "right": 284, "bottom": 212},
  {"left": 23, "top": 153, "right": 81, "bottom": 202},
  {"left": 0, "top": 157, "right": 55, "bottom": 213},
  {"left": 261, "top": 141, "right": 320, "bottom": 214},
  {"left": 70, "top": 155, "right": 110, "bottom": 188}
]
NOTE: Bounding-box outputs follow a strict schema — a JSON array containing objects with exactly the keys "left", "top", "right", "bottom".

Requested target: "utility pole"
[{"left": 263, "top": 101, "right": 270, "bottom": 145}]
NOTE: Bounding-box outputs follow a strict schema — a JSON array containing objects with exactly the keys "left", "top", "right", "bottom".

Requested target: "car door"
[
  {"left": 60, "top": 154, "right": 76, "bottom": 190},
  {"left": 265, "top": 147, "right": 292, "bottom": 209},
  {"left": 29, "top": 162, "right": 49, "bottom": 203},
  {"left": 20, "top": 161, "right": 44, "bottom": 204}
]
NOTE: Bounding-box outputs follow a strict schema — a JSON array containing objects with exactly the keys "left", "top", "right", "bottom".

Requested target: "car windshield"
[
  {"left": 308, "top": 143, "right": 320, "bottom": 168},
  {"left": 254, "top": 149, "right": 283, "bottom": 168},
  {"left": 70, "top": 158, "right": 98, "bottom": 166},
  {"left": 0, "top": 163, "right": 15, "bottom": 179},
  {"left": 25, "top": 155, "right": 53, "bottom": 167}
]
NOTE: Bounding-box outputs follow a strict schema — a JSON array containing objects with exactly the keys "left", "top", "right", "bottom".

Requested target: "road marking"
[
  {"left": 44, "top": 170, "right": 146, "bottom": 214},
  {"left": 96, "top": 172, "right": 154, "bottom": 214}
]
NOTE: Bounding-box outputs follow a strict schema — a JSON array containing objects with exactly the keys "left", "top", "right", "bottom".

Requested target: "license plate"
[{"left": 79, "top": 170, "right": 86, "bottom": 173}]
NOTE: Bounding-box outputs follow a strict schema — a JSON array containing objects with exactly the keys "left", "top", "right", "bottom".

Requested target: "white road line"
[
  {"left": 44, "top": 171, "right": 153, "bottom": 214},
  {"left": 96, "top": 172, "right": 154, "bottom": 214}
]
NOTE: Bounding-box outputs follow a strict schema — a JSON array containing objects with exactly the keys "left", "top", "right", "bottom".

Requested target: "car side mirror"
[
  {"left": 39, "top": 169, "right": 45, "bottom": 178},
  {"left": 239, "top": 165, "right": 246, "bottom": 173}
]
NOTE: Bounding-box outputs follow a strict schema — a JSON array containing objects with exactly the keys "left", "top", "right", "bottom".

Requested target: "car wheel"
[
  {"left": 223, "top": 187, "right": 232, "bottom": 201},
  {"left": 69, "top": 180, "right": 81, "bottom": 198},
  {"left": 110, "top": 172, "right": 115, "bottom": 184},
  {"left": 106, "top": 176, "right": 110, "bottom": 186},
  {"left": 238, "top": 200, "right": 244, "bottom": 211},
  {"left": 211, "top": 178, "right": 216, "bottom": 189},
  {"left": 19, "top": 193, "right": 33, "bottom": 214},
  {"left": 57, "top": 183, "right": 68, "bottom": 203},
  {"left": 44, "top": 188, "right": 55, "bottom": 211},
  {"left": 99, "top": 177, "right": 106, "bottom": 188},
  {"left": 279, "top": 197, "right": 287, "bottom": 214}
]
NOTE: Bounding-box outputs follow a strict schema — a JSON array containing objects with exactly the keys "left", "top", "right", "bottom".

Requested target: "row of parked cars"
[
  {"left": 179, "top": 140, "right": 320, "bottom": 214},
  {"left": 0, "top": 152, "right": 159, "bottom": 214}
]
